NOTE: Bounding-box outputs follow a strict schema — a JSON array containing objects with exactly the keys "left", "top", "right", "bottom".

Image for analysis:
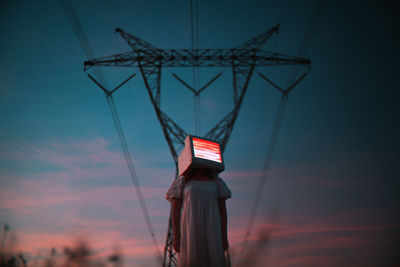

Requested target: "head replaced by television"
[{"left": 178, "top": 135, "right": 225, "bottom": 177}]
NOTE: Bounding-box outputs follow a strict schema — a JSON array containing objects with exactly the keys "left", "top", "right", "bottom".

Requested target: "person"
[{"left": 166, "top": 167, "right": 232, "bottom": 267}]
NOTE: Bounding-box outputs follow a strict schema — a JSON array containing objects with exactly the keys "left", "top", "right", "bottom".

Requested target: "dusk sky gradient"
[{"left": 1, "top": 0, "right": 399, "bottom": 266}]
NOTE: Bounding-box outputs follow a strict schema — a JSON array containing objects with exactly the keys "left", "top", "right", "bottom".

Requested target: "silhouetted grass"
[{"left": 1, "top": 224, "right": 123, "bottom": 267}]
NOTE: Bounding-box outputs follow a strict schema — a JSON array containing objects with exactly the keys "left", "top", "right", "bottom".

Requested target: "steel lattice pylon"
[{"left": 84, "top": 24, "right": 310, "bottom": 267}]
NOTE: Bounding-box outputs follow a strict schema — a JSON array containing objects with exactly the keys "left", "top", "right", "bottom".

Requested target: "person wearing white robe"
[{"left": 166, "top": 167, "right": 231, "bottom": 267}]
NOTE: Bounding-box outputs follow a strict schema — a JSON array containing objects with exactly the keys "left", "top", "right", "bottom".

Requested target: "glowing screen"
[{"left": 192, "top": 137, "right": 222, "bottom": 163}]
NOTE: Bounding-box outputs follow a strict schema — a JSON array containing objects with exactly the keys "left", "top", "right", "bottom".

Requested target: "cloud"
[
  {"left": 228, "top": 210, "right": 400, "bottom": 266},
  {"left": 0, "top": 136, "right": 176, "bottom": 194},
  {"left": 1, "top": 136, "right": 398, "bottom": 266},
  {"left": 0, "top": 178, "right": 168, "bottom": 216}
]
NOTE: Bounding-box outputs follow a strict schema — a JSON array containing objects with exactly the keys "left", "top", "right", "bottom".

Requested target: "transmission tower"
[{"left": 84, "top": 24, "right": 310, "bottom": 267}]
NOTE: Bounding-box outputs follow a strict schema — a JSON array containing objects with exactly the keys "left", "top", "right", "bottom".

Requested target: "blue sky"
[{"left": 1, "top": 0, "right": 399, "bottom": 266}]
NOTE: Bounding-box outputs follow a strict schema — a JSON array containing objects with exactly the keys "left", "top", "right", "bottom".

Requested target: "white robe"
[{"left": 166, "top": 176, "right": 232, "bottom": 267}]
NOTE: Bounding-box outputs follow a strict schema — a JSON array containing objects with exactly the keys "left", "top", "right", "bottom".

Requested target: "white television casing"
[{"left": 178, "top": 135, "right": 225, "bottom": 176}]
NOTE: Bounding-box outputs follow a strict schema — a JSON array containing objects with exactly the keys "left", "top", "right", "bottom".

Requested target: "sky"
[{"left": 1, "top": 0, "right": 399, "bottom": 266}]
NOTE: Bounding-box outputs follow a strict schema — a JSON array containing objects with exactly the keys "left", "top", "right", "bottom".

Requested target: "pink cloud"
[
  {"left": 229, "top": 220, "right": 398, "bottom": 266},
  {"left": 0, "top": 178, "right": 169, "bottom": 215},
  {"left": 274, "top": 255, "right": 342, "bottom": 267},
  {"left": 0, "top": 136, "right": 177, "bottom": 195},
  {"left": 228, "top": 214, "right": 399, "bottom": 244}
]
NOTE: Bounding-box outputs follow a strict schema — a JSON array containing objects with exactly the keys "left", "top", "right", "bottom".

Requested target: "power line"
[
  {"left": 59, "top": 0, "right": 162, "bottom": 261},
  {"left": 287, "top": 0, "right": 327, "bottom": 86},
  {"left": 237, "top": 94, "right": 288, "bottom": 265},
  {"left": 59, "top": 0, "right": 108, "bottom": 88},
  {"left": 107, "top": 95, "right": 162, "bottom": 263},
  {"left": 190, "top": 0, "right": 201, "bottom": 134},
  {"left": 238, "top": 0, "right": 326, "bottom": 263}
]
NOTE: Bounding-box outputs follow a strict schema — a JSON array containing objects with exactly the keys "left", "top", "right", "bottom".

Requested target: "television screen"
[
  {"left": 178, "top": 135, "right": 225, "bottom": 176},
  {"left": 192, "top": 137, "right": 222, "bottom": 163}
]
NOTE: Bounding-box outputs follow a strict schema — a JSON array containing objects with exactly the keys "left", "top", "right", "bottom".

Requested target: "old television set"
[{"left": 178, "top": 135, "right": 225, "bottom": 176}]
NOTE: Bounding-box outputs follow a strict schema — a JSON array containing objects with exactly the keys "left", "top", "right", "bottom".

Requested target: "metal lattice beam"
[
  {"left": 115, "top": 27, "right": 161, "bottom": 52},
  {"left": 84, "top": 48, "right": 309, "bottom": 69},
  {"left": 234, "top": 24, "right": 280, "bottom": 50}
]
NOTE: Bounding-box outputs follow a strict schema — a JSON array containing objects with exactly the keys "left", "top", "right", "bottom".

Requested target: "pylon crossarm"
[
  {"left": 285, "top": 71, "right": 308, "bottom": 94},
  {"left": 173, "top": 72, "right": 222, "bottom": 95},
  {"left": 116, "top": 24, "right": 279, "bottom": 53},
  {"left": 109, "top": 72, "right": 137, "bottom": 95},
  {"left": 235, "top": 24, "right": 280, "bottom": 50},
  {"left": 115, "top": 27, "right": 163, "bottom": 53},
  {"left": 258, "top": 72, "right": 286, "bottom": 95},
  {"left": 84, "top": 51, "right": 134, "bottom": 71},
  {"left": 198, "top": 73, "right": 222, "bottom": 94},
  {"left": 87, "top": 73, "right": 110, "bottom": 95},
  {"left": 258, "top": 71, "right": 308, "bottom": 96},
  {"left": 87, "top": 72, "right": 136, "bottom": 97},
  {"left": 172, "top": 73, "right": 196, "bottom": 94},
  {"left": 84, "top": 49, "right": 310, "bottom": 69}
]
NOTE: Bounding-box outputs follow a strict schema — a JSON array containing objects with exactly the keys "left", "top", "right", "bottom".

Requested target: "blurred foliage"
[{"left": 1, "top": 224, "right": 123, "bottom": 267}]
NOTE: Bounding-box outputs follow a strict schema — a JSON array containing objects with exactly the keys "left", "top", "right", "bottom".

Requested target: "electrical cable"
[
  {"left": 107, "top": 96, "right": 162, "bottom": 263},
  {"left": 238, "top": 0, "right": 327, "bottom": 264},
  {"left": 59, "top": 0, "right": 162, "bottom": 262},
  {"left": 274, "top": 0, "right": 287, "bottom": 50},
  {"left": 287, "top": 0, "right": 327, "bottom": 86},
  {"left": 60, "top": 0, "right": 109, "bottom": 88},
  {"left": 190, "top": 0, "right": 201, "bottom": 134},
  {"left": 237, "top": 95, "right": 288, "bottom": 264}
]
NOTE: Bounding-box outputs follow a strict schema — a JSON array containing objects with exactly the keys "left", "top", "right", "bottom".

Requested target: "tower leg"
[
  {"left": 163, "top": 215, "right": 178, "bottom": 267},
  {"left": 163, "top": 170, "right": 179, "bottom": 267}
]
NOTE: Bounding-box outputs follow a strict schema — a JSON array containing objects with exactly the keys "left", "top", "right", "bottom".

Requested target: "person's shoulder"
[
  {"left": 215, "top": 176, "right": 229, "bottom": 187},
  {"left": 215, "top": 176, "right": 225, "bottom": 182},
  {"left": 215, "top": 176, "right": 232, "bottom": 198},
  {"left": 166, "top": 176, "right": 186, "bottom": 201}
]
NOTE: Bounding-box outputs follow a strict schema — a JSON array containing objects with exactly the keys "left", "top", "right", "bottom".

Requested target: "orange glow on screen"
[{"left": 192, "top": 137, "right": 222, "bottom": 163}]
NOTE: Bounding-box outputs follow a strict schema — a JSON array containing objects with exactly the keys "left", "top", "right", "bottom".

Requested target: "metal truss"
[
  {"left": 84, "top": 48, "right": 310, "bottom": 69},
  {"left": 83, "top": 24, "right": 310, "bottom": 267}
]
